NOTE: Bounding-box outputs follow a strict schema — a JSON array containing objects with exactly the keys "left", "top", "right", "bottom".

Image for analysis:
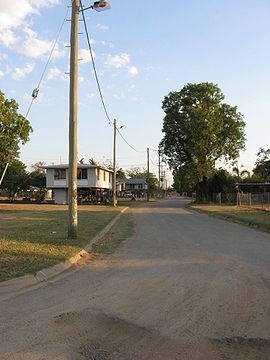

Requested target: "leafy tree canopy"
[
  {"left": 0, "top": 159, "right": 28, "bottom": 200},
  {"left": 161, "top": 82, "right": 246, "bottom": 184},
  {"left": 253, "top": 148, "right": 270, "bottom": 182},
  {"left": 28, "top": 162, "right": 46, "bottom": 189},
  {"left": 116, "top": 168, "right": 126, "bottom": 179},
  {"left": 0, "top": 91, "right": 32, "bottom": 168}
]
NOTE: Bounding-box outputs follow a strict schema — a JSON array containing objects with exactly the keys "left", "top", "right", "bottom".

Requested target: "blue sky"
[{"left": 0, "top": 0, "right": 270, "bottom": 181}]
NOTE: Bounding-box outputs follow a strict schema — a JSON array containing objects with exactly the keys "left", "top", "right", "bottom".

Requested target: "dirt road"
[{"left": 1, "top": 199, "right": 270, "bottom": 359}]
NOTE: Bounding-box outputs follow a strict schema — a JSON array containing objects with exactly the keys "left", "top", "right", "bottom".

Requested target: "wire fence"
[{"left": 212, "top": 192, "right": 270, "bottom": 211}]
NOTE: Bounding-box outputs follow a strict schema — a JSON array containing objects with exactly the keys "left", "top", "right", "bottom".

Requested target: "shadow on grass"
[
  {"left": 0, "top": 208, "right": 120, "bottom": 282},
  {"left": 0, "top": 210, "right": 117, "bottom": 246},
  {"left": 190, "top": 205, "right": 270, "bottom": 232},
  {"left": 0, "top": 243, "right": 77, "bottom": 282}
]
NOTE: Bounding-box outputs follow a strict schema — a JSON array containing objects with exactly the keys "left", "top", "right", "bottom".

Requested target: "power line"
[
  {"left": 37, "top": 7, "right": 69, "bottom": 90},
  {"left": 150, "top": 158, "right": 158, "bottom": 166},
  {"left": 80, "top": 2, "right": 147, "bottom": 156},
  {"left": 0, "top": 7, "right": 69, "bottom": 186},
  {"left": 80, "top": 0, "right": 113, "bottom": 125},
  {"left": 116, "top": 128, "right": 145, "bottom": 153}
]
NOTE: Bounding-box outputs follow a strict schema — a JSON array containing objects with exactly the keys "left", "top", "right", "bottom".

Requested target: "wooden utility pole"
[
  {"left": 158, "top": 148, "right": 161, "bottom": 197},
  {"left": 68, "top": 0, "right": 79, "bottom": 239},
  {"left": 147, "top": 147, "right": 150, "bottom": 202},
  {"left": 113, "top": 119, "right": 117, "bottom": 207}
]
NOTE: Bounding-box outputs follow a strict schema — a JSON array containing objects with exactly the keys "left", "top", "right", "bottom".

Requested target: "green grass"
[
  {"left": 0, "top": 204, "right": 123, "bottom": 282},
  {"left": 190, "top": 204, "right": 270, "bottom": 232},
  {"left": 91, "top": 213, "right": 135, "bottom": 259}
]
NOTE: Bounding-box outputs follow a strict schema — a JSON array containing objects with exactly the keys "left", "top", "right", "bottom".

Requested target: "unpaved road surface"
[{"left": 1, "top": 199, "right": 270, "bottom": 359}]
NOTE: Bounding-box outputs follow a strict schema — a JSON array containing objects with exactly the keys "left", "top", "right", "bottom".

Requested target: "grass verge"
[
  {"left": 91, "top": 212, "right": 134, "bottom": 260},
  {"left": 189, "top": 204, "right": 270, "bottom": 232},
  {"left": 0, "top": 204, "right": 123, "bottom": 282}
]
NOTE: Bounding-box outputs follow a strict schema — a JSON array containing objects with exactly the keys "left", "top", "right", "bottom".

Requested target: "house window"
[
  {"left": 138, "top": 184, "right": 143, "bottom": 190},
  {"left": 129, "top": 184, "right": 135, "bottom": 190},
  {"left": 54, "top": 169, "right": 66, "bottom": 180},
  {"left": 97, "top": 169, "right": 100, "bottom": 180},
  {"left": 77, "top": 169, "right": 88, "bottom": 180},
  {"left": 103, "top": 171, "right": 106, "bottom": 181}
]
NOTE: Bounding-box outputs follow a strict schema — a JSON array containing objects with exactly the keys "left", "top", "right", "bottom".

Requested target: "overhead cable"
[
  {"left": 0, "top": 7, "right": 69, "bottom": 186},
  {"left": 116, "top": 128, "right": 145, "bottom": 153},
  {"left": 80, "top": 0, "right": 113, "bottom": 124},
  {"left": 80, "top": 2, "right": 146, "bottom": 155}
]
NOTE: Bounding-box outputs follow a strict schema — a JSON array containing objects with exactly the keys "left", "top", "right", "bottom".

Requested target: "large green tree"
[
  {"left": 0, "top": 159, "right": 28, "bottom": 200},
  {"left": 28, "top": 162, "right": 46, "bottom": 188},
  {"left": 0, "top": 91, "right": 32, "bottom": 168},
  {"left": 161, "top": 82, "right": 246, "bottom": 186}
]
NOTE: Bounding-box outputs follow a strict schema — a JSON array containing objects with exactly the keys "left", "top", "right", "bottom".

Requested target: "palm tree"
[{"left": 232, "top": 166, "right": 250, "bottom": 182}]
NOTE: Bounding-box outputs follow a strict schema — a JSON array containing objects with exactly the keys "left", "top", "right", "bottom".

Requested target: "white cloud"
[
  {"left": 100, "top": 40, "right": 114, "bottom": 49},
  {"left": 12, "top": 63, "right": 35, "bottom": 80},
  {"left": 20, "top": 27, "right": 65, "bottom": 59},
  {"left": 128, "top": 84, "right": 136, "bottom": 91},
  {"left": 104, "top": 53, "right": 138, "bottom": 76},
  {"left": 96, "top": 23, "right": 109, "bottom": 32},
  {"left": 88, "top": 92, "right": 96, "bottom": 102},
  {"left": 113, "top": 92, "right": 125, "bottom": 100},
  {"left": 0, "top": 64, "right": 11, "bottom": 79},
  {"left": 79, "top": 49, "right": 95, "bottom": 64},
  {"left": 0, "top": 1, "right": 62, "bottom": 58},
  {"left": 0, "top": 29, "right": 18, "bottom": 47},
  {"left": 128, "top": 66, "right": 139, "bottom": 76},
  {"left": 47, "top": 66, "right": 62, "bottom": 80},
  {"left": 0, "top": 53, "right": 8, "bottom": 61},
  {"left": 105, "top": 53, "right": 130, "bottom": 69}
]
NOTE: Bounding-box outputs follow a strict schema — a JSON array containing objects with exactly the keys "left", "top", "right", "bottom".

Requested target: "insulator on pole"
[{"left": 32, "top": 88, "right": 39, "bottom": 99}]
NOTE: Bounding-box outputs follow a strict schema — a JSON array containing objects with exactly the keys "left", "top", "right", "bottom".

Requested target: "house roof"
[
  {"left": 119, "top": 178, "right": 147, "bottom": 185},
  {"left": 42, "top": 164, "right": 113, "bottom": 173}
]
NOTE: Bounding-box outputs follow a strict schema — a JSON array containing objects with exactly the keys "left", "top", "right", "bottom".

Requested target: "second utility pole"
[
  {"left": 158, "top": 148, "right": 161, "bottom": 197},
  {"left": 68, "top": 0, "right": 79, "bottom": 239},
  {"left": 113, "top": 119, "right": 117, "bottom": 207},
  {"left": 147, "top": 147, "right": 150, "bottom": 202}
]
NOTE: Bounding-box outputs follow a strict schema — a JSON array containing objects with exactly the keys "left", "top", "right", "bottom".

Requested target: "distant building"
[
  {"left": 117, "top": 178, "right": 148, "bottom": 197},
  {"left": 43, "top": 164, "right": 113, "bottom": 204}
]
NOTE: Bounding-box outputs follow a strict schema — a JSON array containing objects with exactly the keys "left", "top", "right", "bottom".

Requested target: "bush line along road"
[{"left": 1, "top": 198, "right": 270, "bottom": 359}]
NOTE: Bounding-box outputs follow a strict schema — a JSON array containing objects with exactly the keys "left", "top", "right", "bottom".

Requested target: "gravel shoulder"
[{"left": 1, "top": 199, "right": 270, "bottom": 359}]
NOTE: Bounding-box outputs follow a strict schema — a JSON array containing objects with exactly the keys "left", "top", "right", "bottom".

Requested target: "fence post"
[{"left": 249, "top": 192, "right": 252, "bottom": 207}]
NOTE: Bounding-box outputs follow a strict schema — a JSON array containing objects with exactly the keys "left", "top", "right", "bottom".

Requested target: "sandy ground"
[{"left": 1, "top": 198, "right": 270, "bottom": 359}]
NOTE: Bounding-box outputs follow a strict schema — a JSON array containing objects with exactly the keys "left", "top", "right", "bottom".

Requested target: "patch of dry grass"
[
  {"left": 0, "top": 204, "right": 123, "bottom": 282},
  {"left": 190, "top": 204, "right": 270, "bottom": 232}
]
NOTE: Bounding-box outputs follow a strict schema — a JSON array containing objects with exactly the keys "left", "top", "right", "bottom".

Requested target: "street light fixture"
[
  {"left": 92, "top": 1, "right": 111, "bottom": 11},
  {"left": 81, "top": 0, "right": 111, "bottom": 12}
]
